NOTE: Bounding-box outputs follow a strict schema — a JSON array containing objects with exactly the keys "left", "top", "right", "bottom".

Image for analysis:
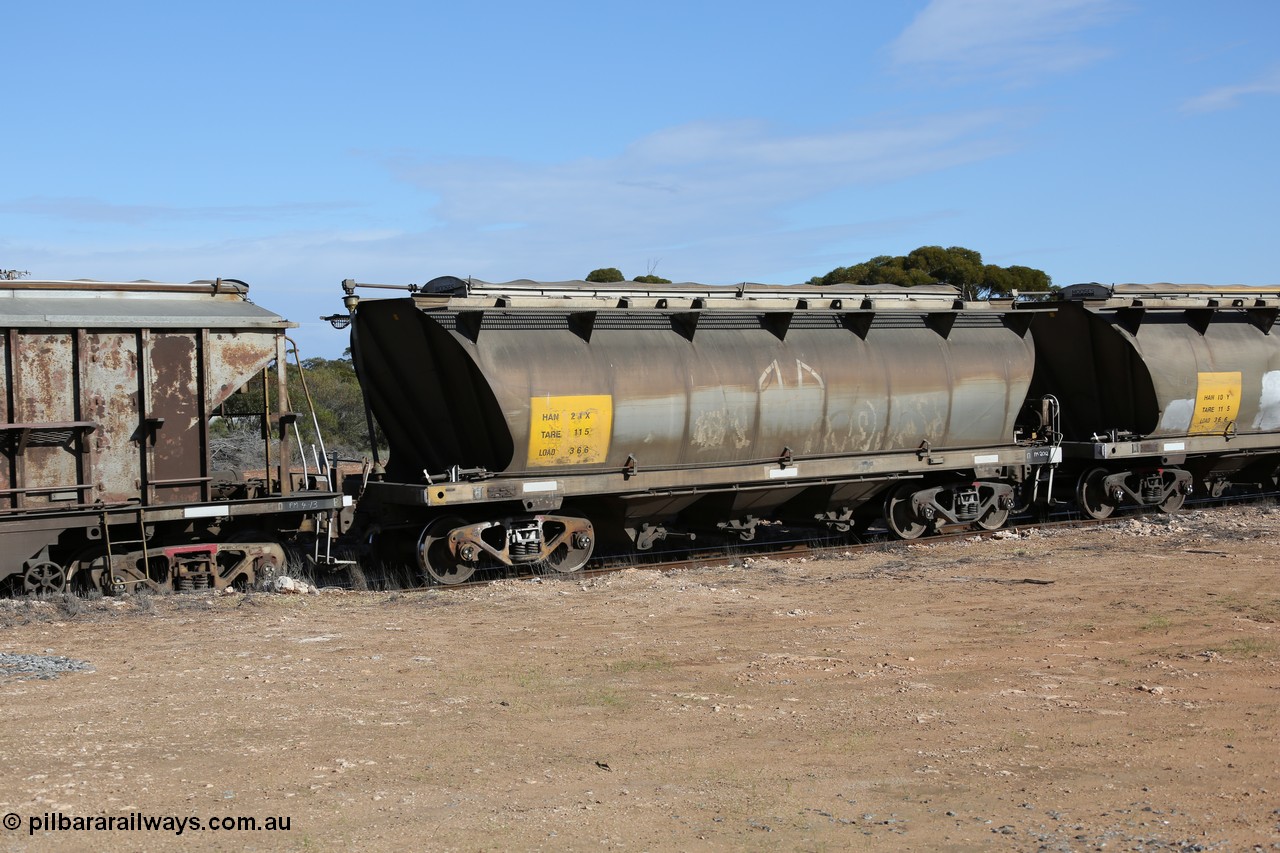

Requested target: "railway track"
[{"left": 332, "top": 491, "right": 1275, "bottom": 593}]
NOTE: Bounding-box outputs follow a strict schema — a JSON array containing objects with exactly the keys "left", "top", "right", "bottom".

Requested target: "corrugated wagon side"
[
  {"left": 0, "top": 279, "right": 347, "bottom": 595},
  {"left": 341, "top": 277, "right": 1058, "bottom": 583},
  {"left": 1028, "top": 282, "right": 1280, "bottom": 517}
]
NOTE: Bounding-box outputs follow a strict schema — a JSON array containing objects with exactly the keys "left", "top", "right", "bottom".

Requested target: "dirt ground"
[{"left": 1, "top": 506, "right": 1278, "bottom": 852}]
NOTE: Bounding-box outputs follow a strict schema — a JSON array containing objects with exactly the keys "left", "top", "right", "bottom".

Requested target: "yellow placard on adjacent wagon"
[
  {"left": 527, "top": 395, "right": 613, "bottom": 466},
  {"left": 1189, "top": 371, "right": 1241, "bottom": 434}
]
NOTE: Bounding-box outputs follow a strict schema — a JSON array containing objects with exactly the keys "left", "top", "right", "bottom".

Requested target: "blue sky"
[{"left": 4, "top": 0, "right": 1279, "bottom": 357}]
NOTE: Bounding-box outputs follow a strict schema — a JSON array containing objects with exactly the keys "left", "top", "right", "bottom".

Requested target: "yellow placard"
[
  {"left": 527, "top": 395, "right": 613, "bottom": 466},
  {"left": 1189, "top": 371, "right": 1241, "bottom": 434}
]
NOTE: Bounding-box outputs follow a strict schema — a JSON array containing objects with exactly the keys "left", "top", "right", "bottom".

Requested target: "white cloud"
[
  {"left": 385, "top": 114, "right": 1014, "bottom": 261},
  {"left": 1181, "top": 64, "right": 1280, "bottom": 113},
  {"left": 890, "top": 0, "right": 1119, "bottom": 83}
]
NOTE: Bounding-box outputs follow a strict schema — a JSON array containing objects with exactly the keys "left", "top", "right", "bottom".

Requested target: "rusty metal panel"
[
  {"left": 0, "top": 280, "right": 313, "bottom": 525},
  {"left": 13, "top": 332, "right": 82, "bottom": 504},
  {"left": 0, "top": 333, "right": 8, "bottom": 502},
  {"left": 144, "top": 332, "right": 204, "bottom": 504},
  {"left": 82, "top": 331, "right": 142, "bottom": 503},
  {"left": 205, "top": 331, "right": 278, "bottom": 411}
]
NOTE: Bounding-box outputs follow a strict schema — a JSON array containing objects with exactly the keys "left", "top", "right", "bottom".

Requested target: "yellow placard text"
[
  {"left": 527, "top": 395, "right": 613, "bottom": 466},
  {"left": 1189, "top": 371, "right": 1241, "bottom": 434}
]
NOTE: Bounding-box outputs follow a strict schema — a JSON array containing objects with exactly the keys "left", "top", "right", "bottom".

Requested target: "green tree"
[
  {"left": 585, "top": 267, "right": 625, "bottom": 283},
  {"left": 217, "top": 353, "right": 381, "bottom": 461},
  {"left": 810, "top": 255, "right": 931, "bottom": 288},
  {"left": 907, "top": 245, "right": 984, "bottom": 295},
  {"left": 1003, "top": 265, "right": 1052, "bottom": 294},
  {"left": 810, "top": 246, "right": 1053, "bottom": 298},
  {"left": 634, "top": 259, "right": 672, "bottom": 284}
]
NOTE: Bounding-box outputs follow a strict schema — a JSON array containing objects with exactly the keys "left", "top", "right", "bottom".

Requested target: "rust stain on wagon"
[
  {"left": 14, "top": 333, "right": 81, "bottom": 503},
  {"left": 207, "top": 332, "right": 277, "bottom": 409},
  {"left": 147, "top": 333, "right": 202, "bottom": 504},
  {"left": 85, "top": 331, "right": 141, "bottom": 503}
]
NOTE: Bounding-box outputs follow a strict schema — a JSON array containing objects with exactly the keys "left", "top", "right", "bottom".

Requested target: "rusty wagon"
[{"left": 0, "top": 278, "right": 347, "bottom": 595}]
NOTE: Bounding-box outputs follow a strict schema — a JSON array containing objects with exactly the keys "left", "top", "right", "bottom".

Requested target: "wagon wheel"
[
  {"left": 1158, "top": 485, "right": 1186, "bottom": 514},
  {"left": 69, "top": 548, "right": 113, "bottom": 594},
  {"left": 23, "top": 561, "right": 67, "bottom": 595},
  {"left": 417, "top": 516, "right": 475, "bottom": 585},
  {"left": 1076, "top": 467, "right": 1115, "bottom": 520},
  {"left": 222, "top": 529, "right": 291, "bottom": 588},
  {"left": 542, "top": 519, "right": 594, "bottom": 574},
  {"left": 974, "top": 503, "right": 1010, "bottom": 532},
  {"left": 884, "top": 483, "right": 927, "bottom": 540}
]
